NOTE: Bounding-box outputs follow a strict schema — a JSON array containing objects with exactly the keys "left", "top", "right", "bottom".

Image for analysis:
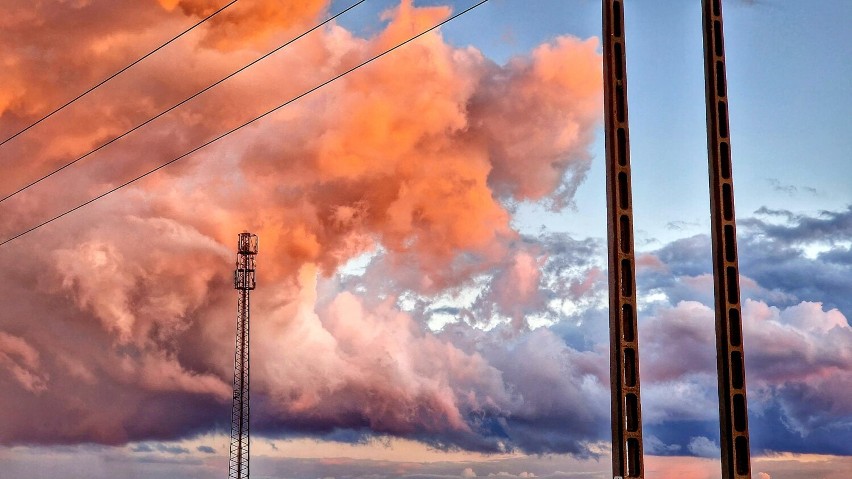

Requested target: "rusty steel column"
[
  {"left": 603, "top": 1, "right": 644, "bottom": 478},
  {"left": 701, "top": 1, "right": 752, "bottom": 478}
]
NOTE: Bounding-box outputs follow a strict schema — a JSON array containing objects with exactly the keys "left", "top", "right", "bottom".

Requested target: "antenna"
[{"left": 229, "top": 232, "right": 258, "bottom": 479}]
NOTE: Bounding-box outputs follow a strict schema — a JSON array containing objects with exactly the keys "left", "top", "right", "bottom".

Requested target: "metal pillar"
[
  {"left": 603, "top": 1, "right": 644, "bottom": 477},
  {"left": 229, "top": 232, "right": 258, "bottom": 479},
  {"left": 701, "top": 1, "right": 752, "bottom": 477}
]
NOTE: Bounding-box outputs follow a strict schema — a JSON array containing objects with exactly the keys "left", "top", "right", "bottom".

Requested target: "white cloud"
[
  {"left": 687, "top": 436, "right": 720, "bottom": 458},
  {"left": 644, "top": 435, "right": 682, "bottom": 455}
]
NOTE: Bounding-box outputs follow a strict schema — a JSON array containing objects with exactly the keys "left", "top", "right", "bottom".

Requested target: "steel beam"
[
  {"left": 701, "top": 1, "right": 752, "bottom": 478},
  {"left": 603, "top": 1, "right": 644, "bottom": 477}
]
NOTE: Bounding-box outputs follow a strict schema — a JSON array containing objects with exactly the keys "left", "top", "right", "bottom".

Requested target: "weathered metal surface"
[
  {"left": 603, "top": 1, "right": 644, "bottom": 477},
  {"left": 701, "top": 1, "right": 752, "bottom": 477}
]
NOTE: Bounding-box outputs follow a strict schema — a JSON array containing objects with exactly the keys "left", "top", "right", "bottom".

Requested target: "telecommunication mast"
[{"left": 228, "top": 232, "right": 258, "bottom": 479}]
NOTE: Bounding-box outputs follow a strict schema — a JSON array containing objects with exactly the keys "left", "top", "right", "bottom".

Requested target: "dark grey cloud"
[
  {"left": 666, "top": 220, "right": 701, "bottom": 231},
  {"left": 196, "top": 445, "right": 216, "bottom": 454},
  {"left": 745, "top": 205, "right": 852, "bottom": 244},
  {"left": 766, "top": 178, "right": 799, "bottom": 196},
  {"left": 649, "top": 234, "right": 713, "bottom": 278},
  {"left": 739, "top": 205, "right": 852, "bottom": 317},
  {"left": 131, "top": 442, "right": 191, "bottom": 455},
  {"left": 639, "top": 206, "right": 852, "bottom": 318}
]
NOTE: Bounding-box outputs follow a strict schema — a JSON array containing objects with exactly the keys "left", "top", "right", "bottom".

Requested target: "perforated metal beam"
[
  {"left": 701, "top": 1, "right": 752, "bottom": 478},
  {"left": 603, "top": 1, "right": 644, "bottom": 477}
]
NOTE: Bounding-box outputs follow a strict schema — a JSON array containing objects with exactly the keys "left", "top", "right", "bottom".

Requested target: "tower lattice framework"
[{"left": 229, "top": 232, "right": 258, "bottom": 479}]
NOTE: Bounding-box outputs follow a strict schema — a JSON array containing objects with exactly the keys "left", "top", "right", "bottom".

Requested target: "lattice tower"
[{"left": 229, "top": 232, "right": 257, "bottom": 479}]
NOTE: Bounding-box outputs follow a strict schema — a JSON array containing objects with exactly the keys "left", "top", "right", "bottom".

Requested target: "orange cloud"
[
  {"left": 0, "top": 0, "right": 603, "bottom": 450},
  {"left": 162, "top": 0, "right": 330, "bottom": 51}
]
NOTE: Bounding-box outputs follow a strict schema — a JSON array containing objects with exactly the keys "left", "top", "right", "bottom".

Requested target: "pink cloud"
[
  {"left": 639, "top": 299, "right": 852, "bottom": 435},
  {"left": 0, "top": 0, "right": 603, "bottom": 451}
]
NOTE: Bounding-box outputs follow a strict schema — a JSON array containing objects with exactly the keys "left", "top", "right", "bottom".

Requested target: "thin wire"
[
  {"left": 0, "top": 0, "right": 490, "bottom": 248},
  {"left": 0, "top": 0, "right": 367, "bottom": 204},
  {"left": 0, "top": 0, "right": 240, "bottom": 149}
]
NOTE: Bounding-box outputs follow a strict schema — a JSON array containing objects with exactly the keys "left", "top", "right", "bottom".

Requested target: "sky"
[{"left": 0, "top": 0, "right": 850, "bottom": 478}]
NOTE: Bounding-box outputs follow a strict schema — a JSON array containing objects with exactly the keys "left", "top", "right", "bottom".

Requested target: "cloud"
[
  {"left": 131, "top": 442, "right": 190, "bottom": 454},
  {"left": 6, "top": 439, "right": 852, "bottom": 479},
  {"left": 246, "top": 267, "right": 612, "bottom": 454},
  {"left": 744, "top": 299, "right": 852, "bottom": 438},
  {"left": 0, "top": 331, "right": 49, "bottom": 393},
  {"left": 0, "top": 0, "right": 849, "bottom": 464},
  {"left": 766, "top": 178, "right": 798, "bottom": 196},
  {"left": 468, "top": 36, "right": 601, "bottom": 207},
  {"left": 252, "top": 274, "right": 514, "bottom": 451},
  {"left": 644, "top": 207, "right": 852, "bottom": 318},
  {"left": 743, "top": 205, "right": 852, "bottom": 244},
  {"left": 636, "top": 296, "right": 851, "bottom": 449},
  {"left": 623, "top": 214, "right": 852, "bottom": 454},
  {"left": 159, "top": 0, "right": 328, "bottom": 51},
  {"left": 0, "top": 0, "right": 607, "bottom": 455},
  {"left": 2, "top": 202, "right": 849, "bottom": 455},
  {"left": 644, "top": 435, "right": 682, "bottom": 455},
  {"left": 687, "top": 436, "right": 719, "bottom": 458}
]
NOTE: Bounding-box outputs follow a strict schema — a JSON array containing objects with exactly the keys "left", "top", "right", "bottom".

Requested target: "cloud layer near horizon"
[{"left": 0, "top": 0, "right": 850, "bottom": 461}]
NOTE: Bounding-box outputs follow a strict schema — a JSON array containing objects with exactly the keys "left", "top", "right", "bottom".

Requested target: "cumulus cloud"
[
  {"left": 687, "top": 436, "right": 720, "bottom": 458},
  {"left": 159, "top": 0, "right": 328, "bottom": 51},
  {"left": 636, "top": 295, "right": 852, "bottom": 457},
  {"left": 0, "top": 0, "right": 849, "bottom": 462},
  {"left": 0, "top": 331, "right": 49, "bottom": 393},
  {"left": 633, "top": 207, "right": 852, "bottom": 455},
  {"left": 0, "top": 0, "right": 607, "bottom": 454},
  {"left": 252, "top": 272, "right": 513, "bottom": 451}
]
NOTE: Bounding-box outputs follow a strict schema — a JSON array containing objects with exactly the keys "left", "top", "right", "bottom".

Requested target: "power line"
[
  {"left": 0, "top": 0, "right": 367, "bottom": 205},
  {"left": 0, "top": 0, "right": 240, "bottom": 149},
  {"left": 0, "top": 0, "right": 490, "bottom": 248}
]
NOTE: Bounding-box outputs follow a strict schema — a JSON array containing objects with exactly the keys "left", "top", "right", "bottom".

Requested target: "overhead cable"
[
  {"left": 0, "top": 0, "right": 490, "bottom": 247},
  {"left": 0, "top": 0, "right": 367, "bottom": 204},
  {"left": 0, "top": 0, "right": 240, "bottom": 149}
]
